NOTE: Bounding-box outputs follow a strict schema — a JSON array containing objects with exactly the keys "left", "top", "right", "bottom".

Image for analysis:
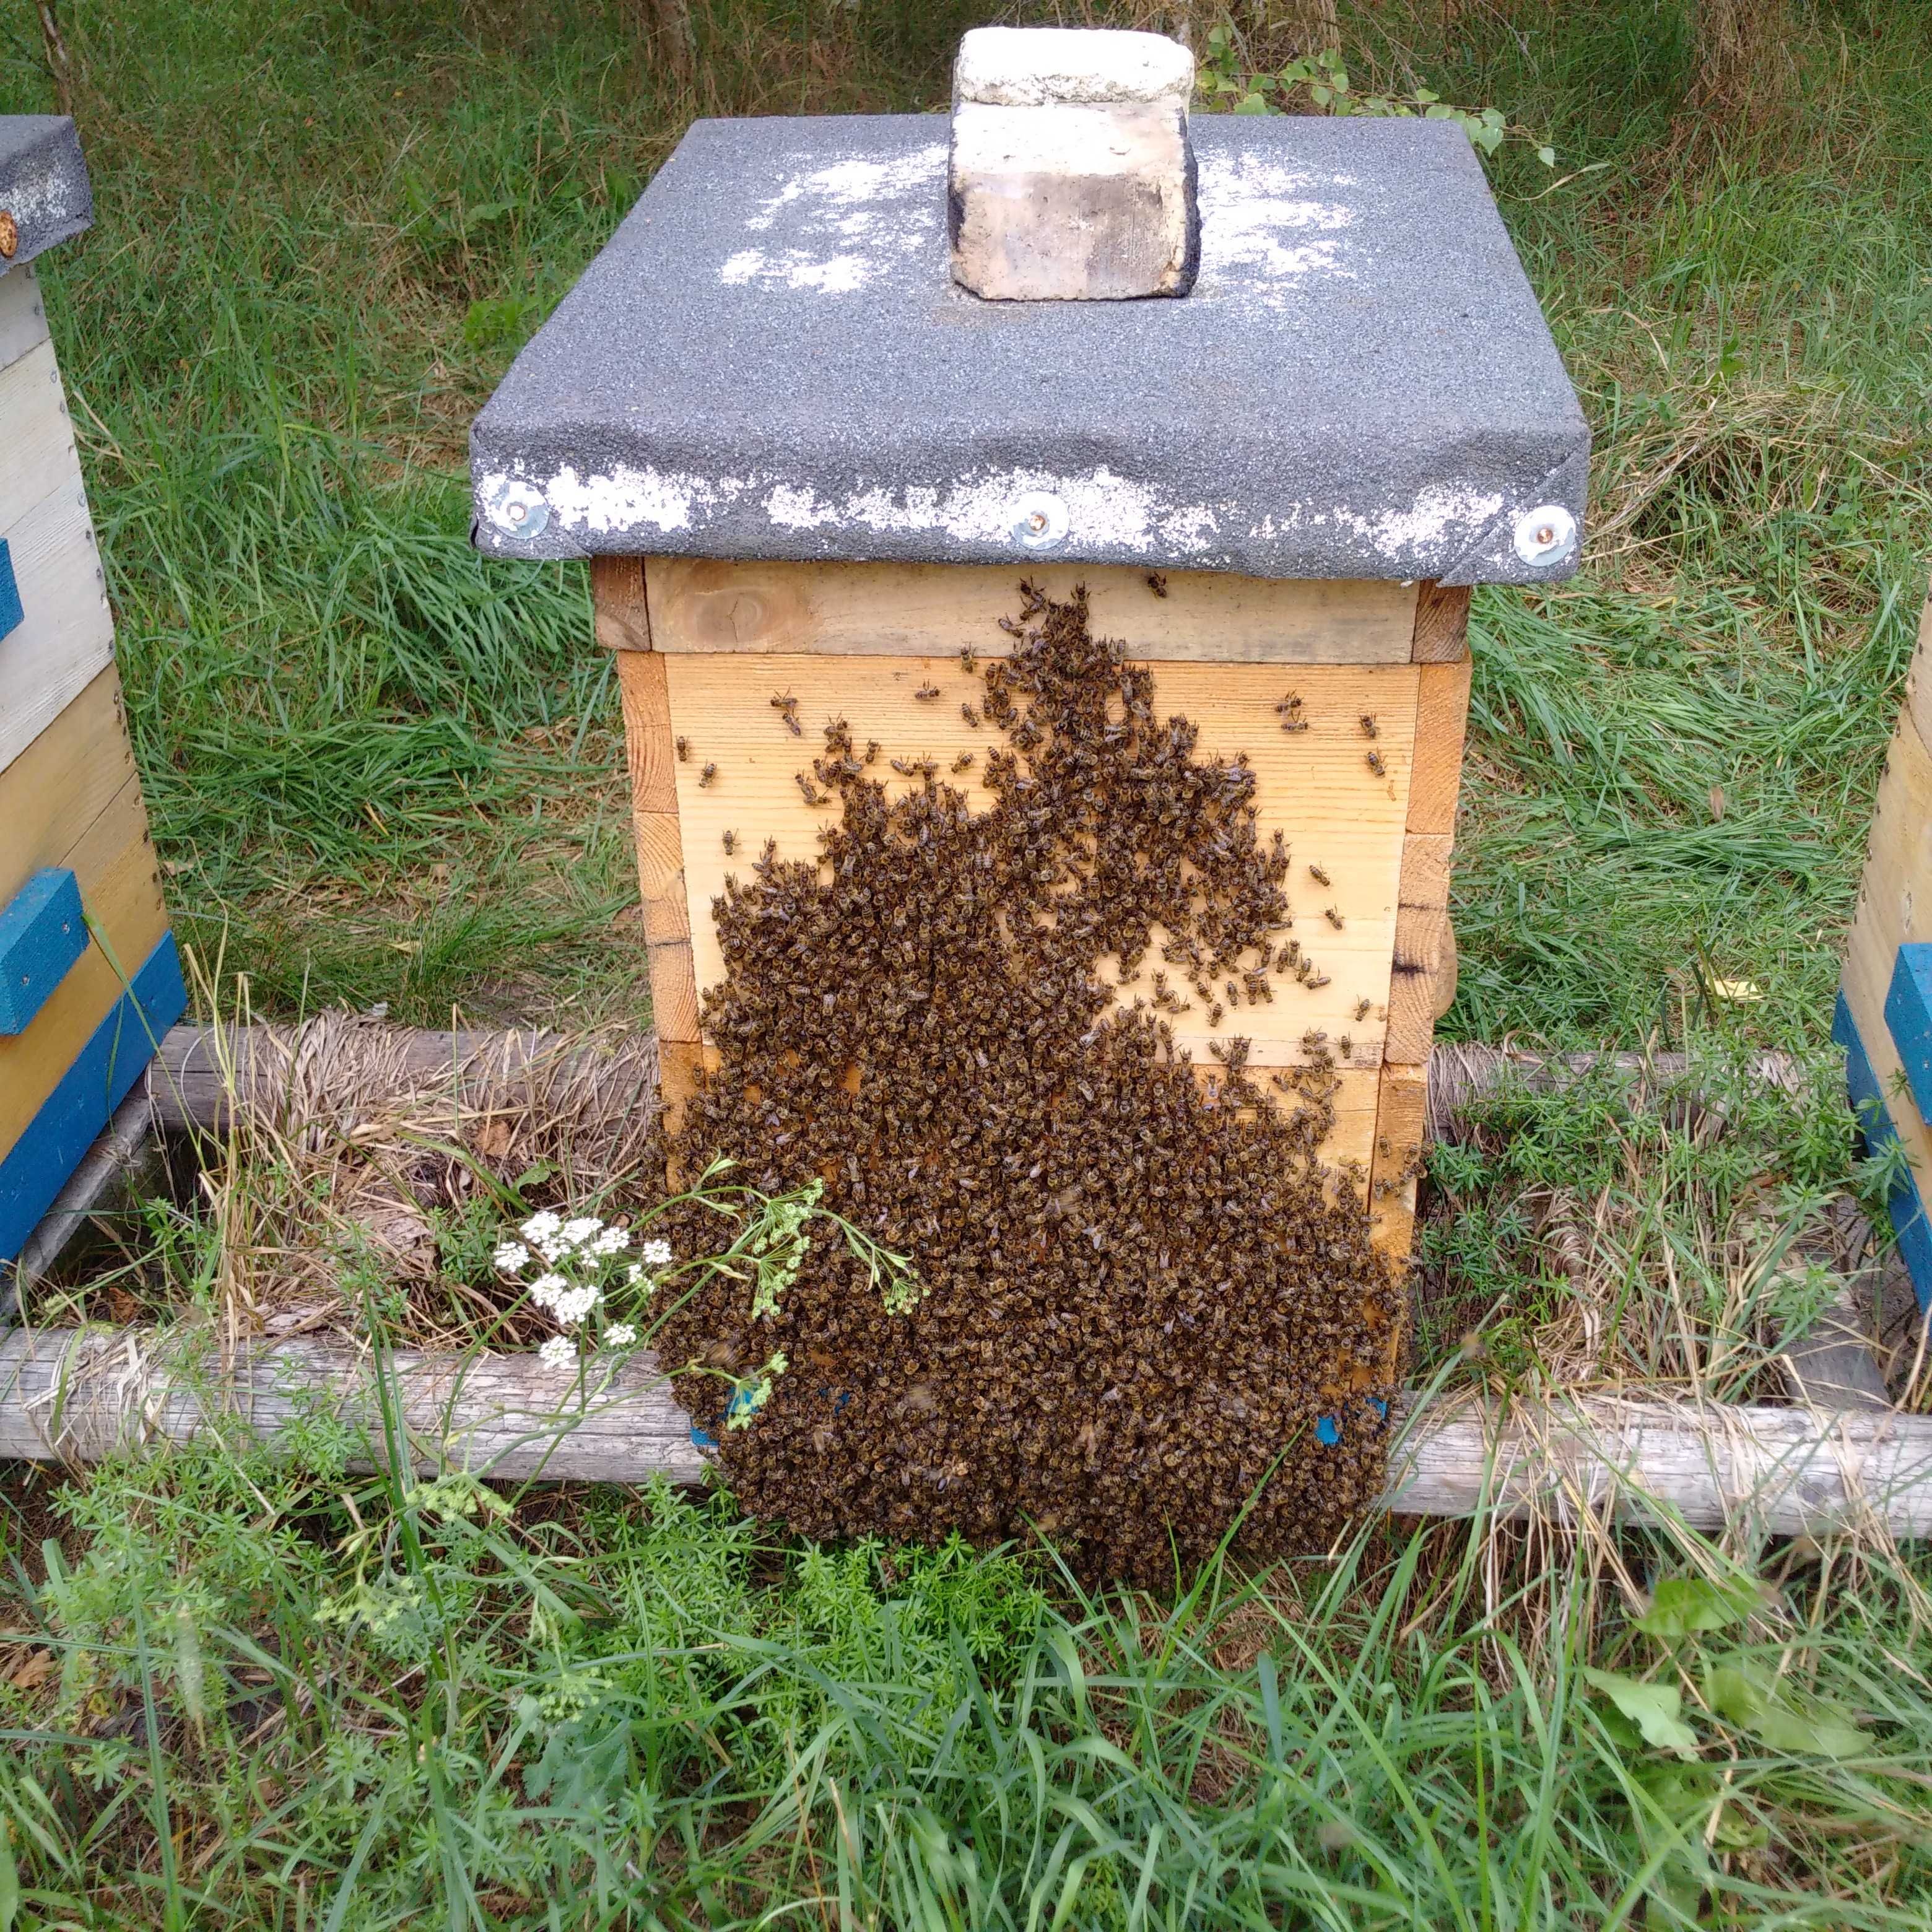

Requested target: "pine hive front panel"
[{"left": 605, "top": 557, "right": 1466, "bottom": 1281}]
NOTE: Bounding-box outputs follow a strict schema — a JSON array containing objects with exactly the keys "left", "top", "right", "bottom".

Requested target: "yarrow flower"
[
  {"left": 550, "top": 1283, "right": 603, "bottom": 1328},
  {"left": 604, "top": 1323, "right": 637, "bottom": 1349},
  {"left": 492, "top": 1240, "right": 530, "bottom": 1273},
  {"left": 537, "top": 1335, "right": 576, "bottom": 1373},
  {"left": 638, "top": 1238, "right": 673, "bottom": 1268}
]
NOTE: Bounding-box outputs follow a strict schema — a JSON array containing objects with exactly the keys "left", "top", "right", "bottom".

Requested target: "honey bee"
[
  {"left": 1359, "top": 714, "right": 1379, "bottom": 740},
  {"left": 1324, "top": 907, "right": 1344, "bottom": 930},
  {"left": 698, "top": 761, "right": 717, "bottom": 787},
  {"left": 1308, "top": 863, "right": 1331, "bottom": 887},
  {"left": 1146, "top": 572, "right": 1168, "bottom": 598},
  {"left": 962, "top": 703, "right": 981, "bottom": 728},
  {"left": 960, "top": 645, "right": 978, "bottom": 674},
  {"left": 915, "top": 682, "right": 941, "bottom": 702},
  {"left": 951, "top": 752, "right": 975, "bottom": 773},
  {"left": 1275, "top": 694, "right": 1308, "bottom": 734},
  {"left": 1354, "top": 998, "right": 1372, "bottom": 1022},
  {"left": 1365, "top": 749, "right": 1386, "bottom": 777},
  {"left": 676, "top": 736, "right": 690, "bottom": 762},
  {"left": 722, "top": 830, "right": 737, "bottom": 855},
  {"left": 771, "top": 692, "right": 803, "bottom": 737},
  {"left": 796, "top": 772, "right": 825, "bottom": 806}
]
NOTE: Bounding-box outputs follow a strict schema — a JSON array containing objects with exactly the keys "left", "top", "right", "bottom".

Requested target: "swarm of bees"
[{"left": 648, "top": 586, "right": 1396, "bottom": 1585}]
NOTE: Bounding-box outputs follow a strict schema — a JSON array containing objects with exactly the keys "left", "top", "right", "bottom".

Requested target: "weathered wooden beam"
[
  {"left": 6, "top": 1326, "right": 1930, "bottom": 1537},
  {"left": 0, "top": 1327, "right": 705, "bottom": 1484}
]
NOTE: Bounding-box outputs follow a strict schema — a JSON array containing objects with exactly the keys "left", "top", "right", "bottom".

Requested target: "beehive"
[
  {"left": 1837, "top": 578, "right": 1932, "bottom": 1310},
  {"left": 0, "top": 118, "right": 183, "bottom": 1261},
  {"left": 471, "top": 85, "right": 1585, "bottom": 1288}
]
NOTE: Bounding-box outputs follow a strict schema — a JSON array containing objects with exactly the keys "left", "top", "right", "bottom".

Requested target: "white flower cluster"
[{"left": 499, "top": 1211, "right": 674, "bottom": 1369}]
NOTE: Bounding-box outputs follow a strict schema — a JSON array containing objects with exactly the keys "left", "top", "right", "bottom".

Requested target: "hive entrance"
[{"left": 649, "top": 586, "right": 1401, "bottom": 1582}]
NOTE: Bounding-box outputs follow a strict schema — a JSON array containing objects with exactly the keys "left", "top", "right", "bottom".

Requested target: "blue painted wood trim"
[
  {"left": 0, "top": 537, "right": 20, "bottom": 643},
  {"left": 1835, "top": 990, "right": 1932, "bottom": 1311},
  {"left": 0, "top": 931, "right": 186, "bottom": 1263},
  {"left": 1883, "top": 944, "right": 1932, "bottom": 1128},
  {"left": 0, "top": 868, "right": 88, "bottom": 1035}
]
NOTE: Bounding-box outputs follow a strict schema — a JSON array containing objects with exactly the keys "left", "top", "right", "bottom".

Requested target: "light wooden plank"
[
  {"left": 663, "top": 653, "right": 1419, "bottom": 1066},
  {"left": 0, "top": 472, "right": 114, "bottom": 778},
  {"left": 590, "top": 554, "right": 651, "bottom": 652},
  {"left": 0, "top": 776, "right": 170, "bottom": 1159},
  {"left": 614, "top": 647, "right": 702, "bottom": 1047},
  {"left": 1386, "top": 833, "right": 1453, "bottom": 1065},
  {"left": 0, "top": 264, "right": 51, "bottom": 375},
  {"left": 1411, "top": 580, "right": 1472, "bottom": 663},
  {"left": 0, "top": 666, "right": 138, "bottom": 907},
  {"left": 1408, "top": 659, "right": 1471, "bottom": 837},
  {"left": 646, "top": 557, "right": 1419, "bottom": 663},
  {"left": 0, "top": 337, "right": 82, "bottom": 532}
]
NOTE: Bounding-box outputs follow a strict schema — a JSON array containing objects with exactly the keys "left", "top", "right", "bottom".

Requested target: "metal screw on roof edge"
[
  {"left": 1009, "top": 491, "right": 1069, "bottom": 551},
  {"left": 1513, "top": 503, "right": 1578, "bottom": 568},
  {"left": 484, "top": 477, "right": 550, "bottom": 539}
]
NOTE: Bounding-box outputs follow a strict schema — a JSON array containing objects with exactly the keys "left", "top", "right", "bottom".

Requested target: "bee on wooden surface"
[
  {"left": 1307, "top": 971, "right": 1331, "bottom": 989},
  {"left": 796, "top": 772, "right": 826, "bottom": 806},
  {"left": 1146, "top": 572, "right": 1168, "bottom": 598},
  {"left": 961, "top": 702, "right": 981, "bottom": 729},
  {"left": 772, "top": 692, "right": 803, "bottom": 737},
  {"left": 676, "top": 736, "right": 690, "bottom": 762},
  {"left": 1359, "top": 714, "right": 1378, "bottom": 740},
  {"left": 1365, "top": 749, "right": 1385, "bottom": 777},
  {"left": 997, "top": 614, "right": 1025, "bottom": 638},
  {"left": 1275, "top": 693, "right": 1308, "bottom": 733},
  {"left": 960, "top": 645, "right": 978, "bottom": 674},
  {"left": 865, "top": 740, "right": 881, "bottom": 764},
  {"left": 951, "top": 752, "right": 975, "bottom": 774},
  {"left": 698, "top": 761, "right": 717, "bottom": 787},
  {"left": 722, "top": 830, "right": 737, "bottom": 855},
  {"left": 1324, "top": 907, "right": 1344, "bottom": 930},
  {"left": 1308, "top": 863, "right": 1331, "bottom": 887},
  {"left": 1354, "top": 998, "right": 1372, "bottom": 1022},
  {"left": 915, "top": 682, "right": 941, "bottom": 702}
]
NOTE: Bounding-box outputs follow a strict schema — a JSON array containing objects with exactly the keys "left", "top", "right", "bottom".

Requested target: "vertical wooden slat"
[
  {"left": 607, "top": 566, "right": 705, "bottom": 1156},
  {"left": 1411, "top": 580, "right": 1472, "bottom": 664},
  {"left": 1407, "top": 659, "right": 1471, "bottom": 837},
  {"left": 1386, "top": 832, "right": 1453, "bottom": 1064}
]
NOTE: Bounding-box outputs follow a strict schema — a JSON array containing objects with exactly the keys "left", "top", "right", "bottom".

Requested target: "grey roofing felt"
[
  {"left": 471, "top": 113, "right": 1587, "bottom": 585},
  {"left": 0, "top": 118, "right": 92, "bottom": 274}
]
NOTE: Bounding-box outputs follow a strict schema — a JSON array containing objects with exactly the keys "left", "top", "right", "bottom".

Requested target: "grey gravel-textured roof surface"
[
  {"left": 472, "top": 113, "right": 1586, "bottom": 584},
  {"left": 0, "top": 118, "right": 92, "bottom": 274}
]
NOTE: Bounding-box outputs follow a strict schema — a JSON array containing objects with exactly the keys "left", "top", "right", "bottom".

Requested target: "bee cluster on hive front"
[{"left": 646, "top": 588, "right": 1401, "bottom": 1582}]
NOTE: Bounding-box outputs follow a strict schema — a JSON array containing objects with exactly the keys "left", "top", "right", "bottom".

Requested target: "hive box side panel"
[
  {"left": 1839, "top": 691, "right": 1932, "bottom": 1303},
  {"left": 659, "top": 650, "right": 1418, "bottom": 1068},
  {"left": 0, "top": 318, "right": 114, "bottom": 778},
  {"left": 0, "top": 765, "right": 172, "bottom": 1161},
  {"left": 645, "top": 558, "right": 1419, "bottom": 663}
]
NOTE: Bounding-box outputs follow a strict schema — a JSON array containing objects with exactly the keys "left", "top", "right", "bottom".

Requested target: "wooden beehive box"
[
  {"left": 0, "top": 117, "right": 183, "bottom": 1262},
  {"left": 1837, "top": 578, "right": 1932, "bottom": 1310},
  {"left": 471, "top": 106, "right": 1586, "bottom": 1279}
]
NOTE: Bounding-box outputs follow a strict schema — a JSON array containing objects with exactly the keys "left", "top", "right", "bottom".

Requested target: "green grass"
[{"left": 6, "top": 0, "right": 1932, "bottom": 1923}]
